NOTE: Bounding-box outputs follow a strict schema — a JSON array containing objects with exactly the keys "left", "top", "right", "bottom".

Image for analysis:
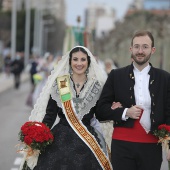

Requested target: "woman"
[{"left": 20, "top": 46, "right": 112, "bottom": 170}]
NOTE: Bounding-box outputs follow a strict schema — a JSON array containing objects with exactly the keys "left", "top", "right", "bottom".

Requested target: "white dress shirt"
[{"left": 122, "top": 64, "right": 151, "bottom": 133}]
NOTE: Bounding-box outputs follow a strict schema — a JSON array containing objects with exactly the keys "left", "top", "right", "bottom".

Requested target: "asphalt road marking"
[
  {"left": 14, "top": 157, "right": 22, "bottom": 165},
  {"left": 11, "top": 157, "right": 22, "bottom": 170}
]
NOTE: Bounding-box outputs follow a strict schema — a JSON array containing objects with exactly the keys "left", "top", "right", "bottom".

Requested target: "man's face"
[{"left": 130, "top": 35, "right": 155, "bottom": 66}]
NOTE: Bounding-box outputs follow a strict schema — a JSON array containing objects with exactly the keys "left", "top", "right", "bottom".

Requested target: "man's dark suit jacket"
[{"left": 96, "top": 63, "right": 170, "bottom": 133}]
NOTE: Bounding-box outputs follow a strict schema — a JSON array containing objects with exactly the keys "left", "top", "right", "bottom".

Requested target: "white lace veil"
[{"left": 29, "top": 46, "right": 106, "bottom": 123}]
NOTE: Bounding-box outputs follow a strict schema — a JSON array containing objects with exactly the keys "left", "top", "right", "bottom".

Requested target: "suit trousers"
[{"left": 111, "top": 139, "right": 162, "bottom": 170}]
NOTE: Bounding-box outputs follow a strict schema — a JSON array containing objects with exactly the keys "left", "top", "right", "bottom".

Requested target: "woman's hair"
[
  {"left": 131, "top": 30, "right": 154, "bottom": 47},
  {"left": 69, "top": 47, "right": 91, "bottom": 67}
]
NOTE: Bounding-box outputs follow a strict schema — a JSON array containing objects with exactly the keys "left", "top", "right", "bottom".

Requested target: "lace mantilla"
[{"left": 51, "top": 76, "right": 102, "bottom": 120}]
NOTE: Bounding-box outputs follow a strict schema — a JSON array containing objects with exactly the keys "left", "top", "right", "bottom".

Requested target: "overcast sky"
[{"left": 65, "top": 0, "right": 133, "bottom": 26}]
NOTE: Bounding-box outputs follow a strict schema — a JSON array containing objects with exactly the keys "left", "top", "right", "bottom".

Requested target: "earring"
[{"left": 85, "top": 68, "right": 89, "bottom": 76}]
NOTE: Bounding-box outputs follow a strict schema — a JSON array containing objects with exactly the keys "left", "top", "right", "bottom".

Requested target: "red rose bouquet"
[
  {"left": 154, "top": 124, "right": 170, "bottom": 170},
  {"left": 18, "top": 121, "right": 54, "bottom": 169},
  {"left": 19, "top": 121, "right": 54, "bottom": 151},
  {"left": 154, "top": 124, "right": 170, "bottom": 146}
]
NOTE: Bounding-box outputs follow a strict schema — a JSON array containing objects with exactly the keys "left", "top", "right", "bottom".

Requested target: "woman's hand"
[{"left": 111, "top": 102, "right": 122, "bottom": 110}]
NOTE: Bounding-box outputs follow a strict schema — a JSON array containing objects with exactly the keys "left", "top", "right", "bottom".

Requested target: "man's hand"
[{"left": 126, "top": 105, "right": 143, "bottom": 119}]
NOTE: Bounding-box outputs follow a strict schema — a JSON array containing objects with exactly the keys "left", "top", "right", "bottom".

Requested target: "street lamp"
[
  {"left": 11, "top": 0, "right": 17, "bottom": 60},
  {"left": 24, "top": 0, "right": 31, "bottom": 67},
  {"left": 77, "top": 16, "right": 81, "bottom": 24},
  {"left": 76, "top": 16, "right": 81, "bottom": 45}
]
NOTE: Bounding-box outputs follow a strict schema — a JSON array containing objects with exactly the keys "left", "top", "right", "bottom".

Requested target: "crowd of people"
[
  {"left": 18, "top": 30, "right": 170, "bottom": 170},
  {"left": 25, "top": 52, "right": 62, "bottom": 107}
]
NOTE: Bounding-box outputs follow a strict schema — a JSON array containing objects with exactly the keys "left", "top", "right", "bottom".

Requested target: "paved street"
[{"left": 0, "top": 80, "right": 32, "bottom": 170}]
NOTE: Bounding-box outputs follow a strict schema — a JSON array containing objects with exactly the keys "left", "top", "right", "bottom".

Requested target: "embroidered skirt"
[{"left": 33, "top": 119, "right": 103, "bottom": 170}]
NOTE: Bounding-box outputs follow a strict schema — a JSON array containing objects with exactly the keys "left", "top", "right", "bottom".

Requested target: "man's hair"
[{"left": 131, "top": 30, "right": 154, "bottom": 47}]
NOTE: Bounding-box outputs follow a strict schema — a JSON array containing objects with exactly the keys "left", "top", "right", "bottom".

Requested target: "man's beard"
[{"left": 131, "top": 52, "right": 151, "bottom": 65}]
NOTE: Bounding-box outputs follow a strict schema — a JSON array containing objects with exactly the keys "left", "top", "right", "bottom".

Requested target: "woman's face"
[{"left": 71, "top": 51, "right": 88, "bottom": 76}]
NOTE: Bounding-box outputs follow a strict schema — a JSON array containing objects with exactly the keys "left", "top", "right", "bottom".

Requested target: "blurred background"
[
  {"left": 0, "top": 0, "right": 169, "bottom": 70},
  {"left": 0, "top": 0, "right": 170, "bottom": 169}
]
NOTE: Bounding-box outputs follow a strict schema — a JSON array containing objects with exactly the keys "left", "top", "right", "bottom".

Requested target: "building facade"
[{"left": 84, "top": 3, "right": 116, "bottom": 38}]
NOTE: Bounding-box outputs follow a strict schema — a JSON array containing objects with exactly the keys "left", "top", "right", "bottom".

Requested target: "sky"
[{"left": 65, "top": 0, "right": 134, "bottom": 26}]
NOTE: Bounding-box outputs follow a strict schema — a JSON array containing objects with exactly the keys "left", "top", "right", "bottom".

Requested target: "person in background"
[
  {"left": 32, "top": 53, "right": 54, "bottom": 106},
  {"left": 4, "top": 54, "right": 12, "bottom": 77},
  {"left": 101, "top": 58, "right": 117, "bottom": 152},
  {"left": 96, "top": 30, "right": 170, "bottom": 170},
  {"left": 53, "top": 55, "right": 62, "bottom": 68},
  {"left": 25, "top": 55, "right": 39, "bottom": 107},
  {"left": 29, "top": 55, "right": 39, "bottom": 91},
  {"left": 104, "top": 58, "right": 117, "bottom": 75},
  {"left": 19, "top": 46, "right": 112, "bottom": 170},
  {"left": 11, "top": 52, "right": 24, "bottom": 89}
]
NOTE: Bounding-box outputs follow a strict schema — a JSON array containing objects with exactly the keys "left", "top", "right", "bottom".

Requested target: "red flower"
[
  {"left": 154, "top": 124, "right": 170, "bottom": 152},
  {"left": 158, "top": 124, "right": 170, "bottom": 132},
  {"left": 24, "top": 136, "right": 33, "bottom": 145},
  {"left": 18, "top": 121, "right": 54, "bottom": 151}
]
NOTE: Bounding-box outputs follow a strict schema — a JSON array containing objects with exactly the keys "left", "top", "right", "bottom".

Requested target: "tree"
[
  {"left": 94, "top": 11, "right": 170, "bottom": 72},
  {"left": 0, "top": 9, "right": 66, "bottom": 55}
]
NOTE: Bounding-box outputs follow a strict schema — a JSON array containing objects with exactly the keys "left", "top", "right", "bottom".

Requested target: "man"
[
  {"left": 11, "top": 53, "right": 24, "bottom": 89},
  {"left": 96, "top": 30, "right": 170, "bottom": 170}
]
